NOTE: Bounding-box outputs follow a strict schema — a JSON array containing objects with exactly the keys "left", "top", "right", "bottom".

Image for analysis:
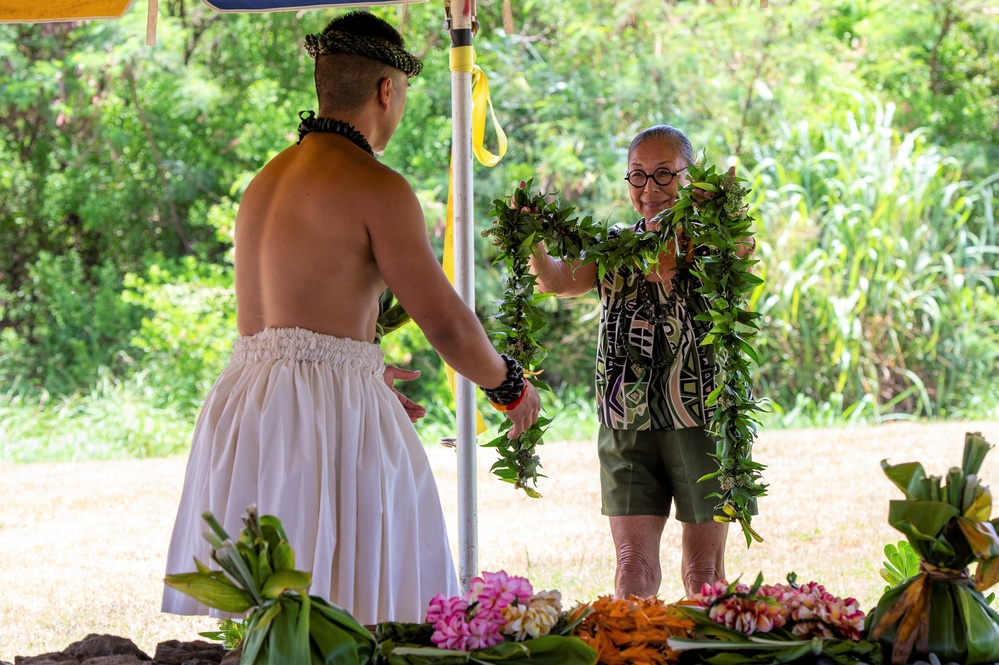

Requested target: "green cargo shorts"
[{"left": 598, "top": 424, "right": 724, "bottom": 523}]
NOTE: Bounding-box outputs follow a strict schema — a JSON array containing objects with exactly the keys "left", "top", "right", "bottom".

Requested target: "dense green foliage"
[{"left": 1, "top": 0, "right": 997, "bottom": 461}]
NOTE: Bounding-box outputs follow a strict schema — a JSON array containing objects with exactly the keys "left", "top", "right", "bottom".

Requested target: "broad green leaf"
[
  {"left": 881, "top": 460, "right": 929, "bottom": 499},
  {"left": 240, "top": 610, "right": 270, "bottom": 665},
  {"left": 272, "top": 542, "right": 296, "bottom": 572},
  {"left": 953, "top": 583, "right": 999, "bottom": 663},
  {"left": 261, "top": 569, "right": 313, "bottom": 599},
  {"left": 887, "top": 499, "right": 959, "bottom": 539},
  {"left": 163, "top": 571, "right": 255, "bottom": 614}
]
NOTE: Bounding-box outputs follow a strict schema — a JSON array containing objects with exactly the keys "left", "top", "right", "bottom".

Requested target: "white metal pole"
[{"left": 448, "top": 0, "right": 477, "bottom": 593}]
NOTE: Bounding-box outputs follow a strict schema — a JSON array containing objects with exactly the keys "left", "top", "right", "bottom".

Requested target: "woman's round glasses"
[{"left": 624, "top": 167, "right": 684, "bottom": 188}]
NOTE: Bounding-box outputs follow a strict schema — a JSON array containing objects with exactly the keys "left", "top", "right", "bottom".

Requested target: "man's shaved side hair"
[{"left": 313, "top": 12, "right": 411, "bottom": 116}]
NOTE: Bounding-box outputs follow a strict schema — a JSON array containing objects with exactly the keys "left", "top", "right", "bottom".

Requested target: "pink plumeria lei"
[
  {"left": 425, "top": 571, "right": 562, "bottom": 651},
  {"left": 694, "top": 577, "right": 866, "bottom": 640}
]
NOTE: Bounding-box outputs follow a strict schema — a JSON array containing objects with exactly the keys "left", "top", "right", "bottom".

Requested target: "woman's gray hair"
[{"left": 628, "top": 125, "right": 695, "bottom": 167}]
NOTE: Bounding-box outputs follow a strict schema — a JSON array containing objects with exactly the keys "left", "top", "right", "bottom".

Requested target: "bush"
[
  {"left": 0, "top": 250, "right": 143, "bottom": 394},
  {"left": 122, "top": 256, "right": 237, "bottom": 409}
]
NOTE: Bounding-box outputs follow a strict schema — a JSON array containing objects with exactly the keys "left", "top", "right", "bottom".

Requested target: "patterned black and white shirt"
[{"left": 594, "top": 222, "right": 717, "bottom": 430}]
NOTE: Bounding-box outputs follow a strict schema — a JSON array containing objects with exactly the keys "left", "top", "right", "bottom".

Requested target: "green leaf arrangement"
[
  {"left": 653, "top": 164, "right": 767, "bottom": 543},
  {"left": 668, "top": 616, "right": 882, "bottom": 665},
  {"left": 482, "top": 163, "right": 767, "bottom": 541},
  {"left": 164, "top": 508, "right": 377, "bottom": 665},
  {"left": 866, "top": 431, "right": 999, "bottom": 665},
  {"left": 200, "top": 618, "right": 247, "bottom": 651},
  {"left": 374, "top": 283, "right": 554, "bottom": 498}
]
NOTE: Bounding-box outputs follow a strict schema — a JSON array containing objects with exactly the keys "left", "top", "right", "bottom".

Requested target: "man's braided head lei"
[{"left": 305, "top": 12, "right": 423, "bottom": 78}]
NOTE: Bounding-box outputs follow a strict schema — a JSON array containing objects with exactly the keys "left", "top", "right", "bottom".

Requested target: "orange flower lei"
[{"left": 573, "top": 596, "right": 696, "bottom": 665}]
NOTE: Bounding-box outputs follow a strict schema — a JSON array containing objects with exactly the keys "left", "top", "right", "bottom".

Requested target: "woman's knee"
[
  {"left": 681, "top": 557, "right": 723, "bottom": 595},
  {"left": 680, "top": 521, "right": 728, "bottom": 594},
  {"left": 616, "top": 543, "right": 661, "bottom": 578},
  {"left": 615, "top": 545, "right": 662, "bottom": 597},
  {"left": 610, "top": 515, "right": 667, "bottom": 597}
]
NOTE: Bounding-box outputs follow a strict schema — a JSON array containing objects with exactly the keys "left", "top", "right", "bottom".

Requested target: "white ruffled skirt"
[{"left": 162, "top": 327, "right": 458, "bottom": 624}]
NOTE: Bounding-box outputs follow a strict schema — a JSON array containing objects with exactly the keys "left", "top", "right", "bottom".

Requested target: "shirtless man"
[{"left": 162, "top": 12, "right": 539, "bottom": 625}]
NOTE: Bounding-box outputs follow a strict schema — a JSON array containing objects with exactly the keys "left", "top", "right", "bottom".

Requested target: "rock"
[
  {"left": 149, "top": 641, "right": 225, "bottom": 665},
  {"left": 64, "top": 636, "right": 149, "bottom": 662},
  {"left": 14, "top": 653, "right": 78, "bottom": 664},
  {"left": 11, "top": 638, "right": 234, "bottom": 665},
  {"left": 218, "top": 650, "right": 240, "bottom": 665}
]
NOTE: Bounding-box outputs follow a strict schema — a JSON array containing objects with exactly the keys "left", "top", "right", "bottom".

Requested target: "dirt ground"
[{"left": 2, "top": 420, "right": 997, "bottom": 661}]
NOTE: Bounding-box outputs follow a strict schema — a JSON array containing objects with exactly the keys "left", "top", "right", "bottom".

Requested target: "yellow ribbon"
[
  {"left": 470, "top": 66, "right": 507, "bottom": 167},
  {"left": 443, "top": 46, "right": 508, "bottom": 435},
  {"left": 448, "top": 46, "right": 508, "bottom": 165}
]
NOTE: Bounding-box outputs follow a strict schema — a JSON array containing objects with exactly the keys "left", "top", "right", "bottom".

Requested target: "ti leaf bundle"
[
  {"left": 867, "top": 432, "right": 999, "bottom": 665},
  {"left": 164, "top": 508, "right": 376, "bottom": 665}
]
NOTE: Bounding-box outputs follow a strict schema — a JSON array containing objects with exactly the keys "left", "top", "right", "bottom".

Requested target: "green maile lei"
[{"left": 480, "top": 163, "right": 768, "bottom": 545}]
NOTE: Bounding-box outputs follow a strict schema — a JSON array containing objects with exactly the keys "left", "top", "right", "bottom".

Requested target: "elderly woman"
[{"left": 529, "top": 125, "right": 754, "bottom": 599}]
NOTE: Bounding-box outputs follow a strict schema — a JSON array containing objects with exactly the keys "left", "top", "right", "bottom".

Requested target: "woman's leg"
[
  {"left": 609, "top": 514, "right": 668, "bottom": 598},
  {"left": 680, "top": 520, "right": 728, "bottom": 597}
]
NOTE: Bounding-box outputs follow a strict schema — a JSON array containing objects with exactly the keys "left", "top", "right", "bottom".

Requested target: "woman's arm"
[{"left": 528, "top": 242, "right": 598, "bottom": 297}]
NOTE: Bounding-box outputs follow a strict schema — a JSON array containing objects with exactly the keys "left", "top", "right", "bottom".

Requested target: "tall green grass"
[
  {"left": 0, "top": 369, "right": 193, "bottom": 463},
  {"left": 749, "top": 102, "right": 999, "bottom": 426}
]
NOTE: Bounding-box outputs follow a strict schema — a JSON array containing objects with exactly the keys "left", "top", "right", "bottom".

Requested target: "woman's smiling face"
[{"left": 626, "top": 138, "right": 689, "bottom": 225}]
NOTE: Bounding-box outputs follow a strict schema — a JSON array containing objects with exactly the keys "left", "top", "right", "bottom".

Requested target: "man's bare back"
[
  {"left": 233, "top": 130, "right": 535, "bottom": 416},
  {"left": 235, "top": 133, "right": 398, "bottom": 342}
]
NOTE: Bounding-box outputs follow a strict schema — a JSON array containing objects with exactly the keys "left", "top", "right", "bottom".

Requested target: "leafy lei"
[{"left": 481, "top": 163, "right": 767, "bottom": 544}]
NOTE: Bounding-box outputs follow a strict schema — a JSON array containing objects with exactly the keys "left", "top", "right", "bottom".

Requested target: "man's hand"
[
  {"left": 510, "top": 180, "right": 528, "bottom": 208},
  {"left": 383, "top": 365, "right": 426, "bottom": 423},
  {"left": 504, "top": 381, "right": 541, "bottom": 440},
  {"left": 692, "top": 165, "right": 737, "bottom": 207}
]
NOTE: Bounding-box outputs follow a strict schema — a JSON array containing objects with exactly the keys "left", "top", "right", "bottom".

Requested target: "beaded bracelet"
[
  {"left": 489, "top": 388, "right": 526, "bottom": 413},
  {"left": 482, "top": 353, "right": 526, "bottom": 408}
]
